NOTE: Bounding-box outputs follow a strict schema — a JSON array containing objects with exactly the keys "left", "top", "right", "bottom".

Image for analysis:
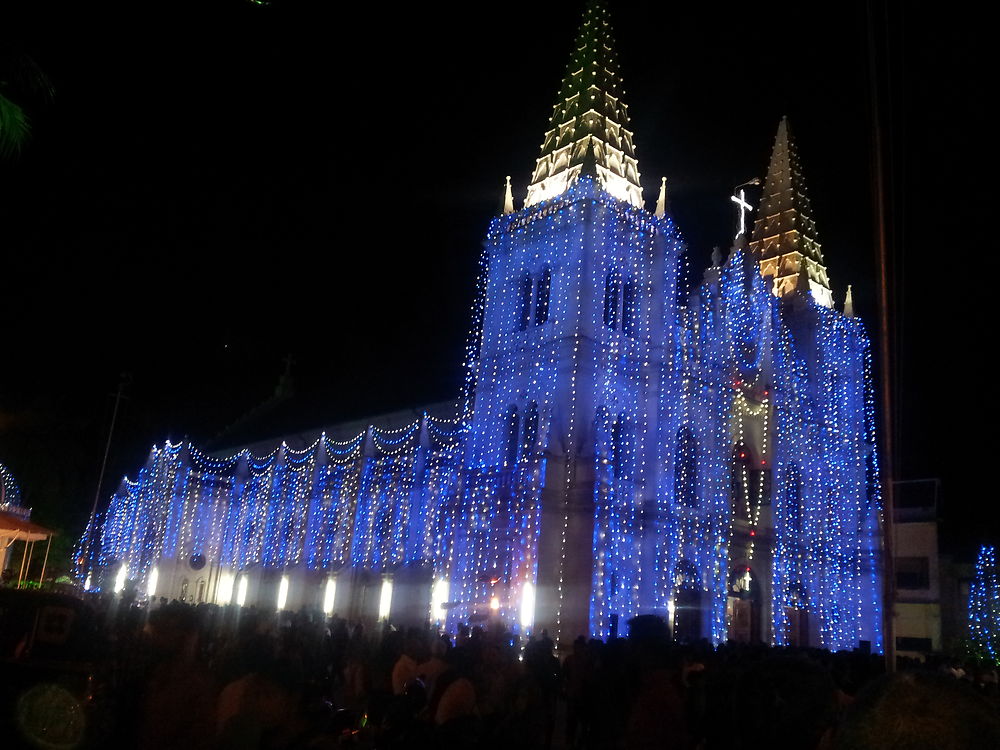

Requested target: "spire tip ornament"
[
  {"left": 655, "top": 176, "right": 668, "bottom": 216},
  {"left": 502, "top": 175, "right": 514, "bottom": 215}
]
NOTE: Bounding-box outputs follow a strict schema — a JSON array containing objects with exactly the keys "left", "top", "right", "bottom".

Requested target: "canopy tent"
[{"left": 0, "top": 511, "right": 56, "bottom": 588}]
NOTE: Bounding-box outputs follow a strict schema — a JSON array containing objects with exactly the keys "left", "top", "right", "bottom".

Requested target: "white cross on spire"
[{"left": 731, "top": 188, "right": 753, "bottom": 240}]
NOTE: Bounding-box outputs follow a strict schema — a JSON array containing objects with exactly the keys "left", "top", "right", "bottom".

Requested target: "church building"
[{"left": 81, "top": 1, "right": 884, "bottom": 652}]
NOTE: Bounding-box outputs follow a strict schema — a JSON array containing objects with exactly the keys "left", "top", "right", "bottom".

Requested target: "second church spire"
[{"left": 749, "top": 117, "right": 833, "bottom": 307}]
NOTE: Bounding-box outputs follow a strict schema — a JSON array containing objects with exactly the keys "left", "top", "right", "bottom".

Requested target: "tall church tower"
[
  {"left": 458, "top": 0, "right": 684, "bottom": 642},
  {"left": 750, "top": 118, "right": 834, "bottom": 307}
]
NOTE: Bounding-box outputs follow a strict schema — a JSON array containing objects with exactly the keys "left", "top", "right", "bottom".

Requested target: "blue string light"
[
  {"left": 79, "top": 178, "right": 883, "bottom": 651},
  {"left": 969, "top": 545, "right": 998, "bottom": 662},
  {"left": 76, "top": 0, "right": 884, "bottom": 645}
]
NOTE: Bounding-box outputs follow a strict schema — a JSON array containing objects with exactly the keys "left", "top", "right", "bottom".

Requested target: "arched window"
[
  {"left": 622, "top": 277, "right": 636, "bottom": 336},
  {"left": 505, "top": 406, "right": 520, "bottom": 466},
  {"left": 522, "top": 401, "right": 539, "bottom": 458},
  {"left": 518, "top": 273, "right": 533, "bottom": 332},
  {"left": 674, "top": 426, "right": 697, "bottom": 507},
  {"left": 604, "top": 269, "right": 620, "bottom": 329},
  {"left": 611, "top": 414, "right": 633, "bottom": 480},
  {"left": 784, "top": 464, "right": 802, "bottom": 537},
  {"left": 534, "top": 266, "right": 551, "bottom": 326}
]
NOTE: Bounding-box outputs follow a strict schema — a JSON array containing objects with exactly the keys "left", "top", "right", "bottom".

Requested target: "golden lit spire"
[
  {"left": 749, "top": 117, "right": 833, "bottom": 307},
  {"left": 525, "top": 0, "right": 642, "bottom": 208}
]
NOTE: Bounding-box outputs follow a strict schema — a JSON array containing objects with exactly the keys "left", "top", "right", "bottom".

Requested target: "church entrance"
[
  {"left": 726, "top": 566, "right": 760, "bottom": 642},
  {"left": 346, "top": 570, "right": 385, "bottom": 622},
  {"left": 674, "top": 588, "right": 702, "bottom": 642},
  {"left": 671, "top": 561, "right": 703, "bottom": 643},
  {"left": 781, "top": 585, "right": 809, "bottom": 646},
  {"left": 783, "top": 607, "right": 809, "bottom": 647}
]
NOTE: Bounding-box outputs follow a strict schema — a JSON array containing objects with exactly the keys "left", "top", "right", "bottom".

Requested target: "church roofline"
[{"left": 208, "top": 399, "right": 460, "bottom": 458}]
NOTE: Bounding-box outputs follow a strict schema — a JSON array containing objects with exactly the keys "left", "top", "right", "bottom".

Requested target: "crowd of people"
[{"left": 28, "top": 594, "right": 1000, "bottom": 749}]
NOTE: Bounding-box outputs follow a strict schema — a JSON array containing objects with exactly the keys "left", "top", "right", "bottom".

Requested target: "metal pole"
[
  {"left": 39, "top": 535, "right": 52, "bottom": 589},
  {"left": 82, "top": 373, "right": 131, "bottom": 576},
  {"left": 867, "top": 0, "right": 897, "bottom": 672}
]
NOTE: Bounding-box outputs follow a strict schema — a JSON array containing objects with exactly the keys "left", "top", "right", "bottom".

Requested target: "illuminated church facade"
[{"left": 81, "top": 2, "right": 884, "bottom": 652}]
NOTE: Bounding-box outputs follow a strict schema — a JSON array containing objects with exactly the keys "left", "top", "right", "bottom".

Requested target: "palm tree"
[
  {"left": 0, "top": 51, "right": 53, "bottom": 158},
  {"left": 0, "top": 92, "right": 29, "bottom": 157}
]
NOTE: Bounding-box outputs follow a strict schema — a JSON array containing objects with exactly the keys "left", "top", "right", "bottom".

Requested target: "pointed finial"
[
  {"left": 502, "top": 175, "right": 514, "bottom": 215},
  {"left": 711, "top": 246, "right": 722, "bottom": 267},
  {"left": 844, "top": 284, "right": 854, "bottom": 317},
  {"left": 655, "top": 176, "right": 668, "bottom": 216}
]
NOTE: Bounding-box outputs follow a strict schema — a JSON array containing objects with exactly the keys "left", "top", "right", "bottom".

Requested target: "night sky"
[{"left": 0, "top": 1, "right": 990, "bottom": 559}]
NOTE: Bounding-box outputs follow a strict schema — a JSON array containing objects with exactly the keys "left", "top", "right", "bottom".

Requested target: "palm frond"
[{"left": 0, "top": 91, "right": 31, "bottom": 158}]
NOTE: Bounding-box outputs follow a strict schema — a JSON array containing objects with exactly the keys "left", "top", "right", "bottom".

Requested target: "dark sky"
[{"left": 0, "top": 1, "right": 990, "bottom": 556}]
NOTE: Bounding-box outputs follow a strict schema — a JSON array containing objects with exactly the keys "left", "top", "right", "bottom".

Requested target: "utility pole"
[
  {"left": 81, "top": 372, "right": 131, "bottom": 581},
  {"left": 867, "top": 0, "right": 897, "bottom": 672}
]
